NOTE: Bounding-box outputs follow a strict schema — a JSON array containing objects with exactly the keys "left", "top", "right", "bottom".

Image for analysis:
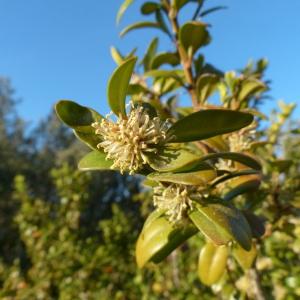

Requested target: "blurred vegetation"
[{"left": 1, "top": 0, "right": 300, "bottom": 299}]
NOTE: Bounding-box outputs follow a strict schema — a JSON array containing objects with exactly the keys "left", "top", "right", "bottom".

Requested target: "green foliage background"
[{"left": 0, "top": 1, "right": 300, "bottom": 299}]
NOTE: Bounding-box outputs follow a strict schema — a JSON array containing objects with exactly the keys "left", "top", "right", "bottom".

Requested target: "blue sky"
[{"left": 0, "top": 0, "right": 299, "bottom": 126}]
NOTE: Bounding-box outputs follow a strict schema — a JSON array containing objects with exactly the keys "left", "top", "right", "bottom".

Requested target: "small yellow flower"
[{"left": 92, "top": 103, "right": 170, "bottom": 174}]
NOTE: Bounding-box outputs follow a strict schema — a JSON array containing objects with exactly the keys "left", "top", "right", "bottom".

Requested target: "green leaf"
[
  {"left": 116, "top": 0, "right": 135, "bottom": 24},
  {"left": 136, "top": 211, "right": 198, "bottom": 268},
  {"left": 196, "top": 74, "right": 220, "bottom": 103},
  {"left": 242, "top": 211, "right": 265, "bottom": 238},
  {"left": 110, "top": 47, "right": 124, "bottom": 65},
  {"left": 74, "top": 131, "right": 101, "bottom": 151},
  {"left": 201, "top": 136, "right": 229, "bottom": 152},
  {"left": 198, "top": 242, "right": 228, "bottom": 285},
  {"left": 202, "top": 152, "right": 262, "bottom": 170},
  {"left": 78, "top": 151, "right": 113, "bottom": 171},
  {"left": 107, "top": 57, "right": 137, "bottom": 117},
  {"left": 179, "top": 21, "right": 210, "bottom": 53},
  {"left": 146, "top": 146, "right": 207, "bottom": 173},
  {"left": 167, "top": 109, "right": 254, "bottom": 143},
  {"left": 120, "top": 22, "right": 161, "bottom": 37},
  {"left": 55, "top": 100, "right": 103, "bottom": 150},
  {"left": 55, "top": 100, "right": 102, "bottom": 132},
  {"left": 147, "top": 169, "right": 216, "bottom": 185},
  {"left": 142, "top": 38, "right": 158, "bottom": 71},
  {"left": 189, "top": 202, "right": 252, "bottom": 250},
  {"left": 145, "top": 69, "right": 184, "bottom": 79},
  {"left": 237, "top": 78, "right": 266, "bottom": 102},
  {"left": 141, "top": 2, "right": 160, "bottom": 15},
  {"left": 232, "top": 242, "right": 257, "bottom": 270},
  {"left": 151, "top": 52, "right": 180, "bottom": 69},
  {"left": 223, "top": 174, "right": 261, "bottom": 201}
]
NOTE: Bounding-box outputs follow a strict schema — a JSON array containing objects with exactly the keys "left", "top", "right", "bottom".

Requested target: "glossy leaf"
[
  {"left": 198, "top": 242, "right": 228, "bottom": 285},
  {"left": 167, "top": 109, "right": 254, "bottom": 143},
  {"left": 223, "top": 174, "right": 261, "bottom": 201},
  {"left": 55, "top": 100, "right": 103, "bottom": 150},
  {"left": 116, "top": 0, "right": 135, "bottom": 24},
  {"left": 179, "top": 21, "right": 210, "bottom": 53},
  {"left": 201, "top": 152, "right": 262, "bottom": 171},
  {"left": 147, "top": 169, "right": 216, "bottom": 186},
  {"left": 136, "top": 212, "right": 198, "bottom": 268},
  {"left": 146, "top": 147, "right": 206, "bottom": 173},
  {"left": 196, "top": 74, "right": 219, "bottom": 103},
  {"left": 120, "top": 22, "right": 161, "bottom": 37},
  {"left": 151, "top": 52, "right": 180, "bottom": 69},
  {"left": 189, "top": 202, "right": 252, "bottom": 250},
  {"left": 107, "top": 57, "right": 137, "bottom": 117},
  {"left": 55, "top": 100, "right": 102, "bottom": 132},
  {"left": 78, "top": 151, "right": 113, "bottom": 171},
  {"left": 233, "top": 242, "right": 257, "bottom": 270}
]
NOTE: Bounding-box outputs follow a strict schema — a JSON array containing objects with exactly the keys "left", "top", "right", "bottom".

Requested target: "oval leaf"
[
  {"left": 167, "top": 109, "right": 254, "bottom": 143},
  {"left": 55, "top": 100, "right": 103, "bottom": 150},
  {"left": 107, "top": 57, "right": 137, "bottom": 117},
  {"left": 151, "top": 52, "right": 180, "bottom": 69},
  {"left": 55, "top": 100, "right": 102, "bottom": 132},
  {"left": 147, "top": 169, "right": 216, "bottom": 186},
  {"left": 141, "top": 2, "right": 160, "bottom": 15},
  {"left": 78, "top": 151, "right": 113, "bottom": 171},
  {"left": 198, "top": 242, "right": 228, "bottom": 285},
  {"left": 189, "top": 202, "right": 252, "bottom": 250},
  {"left": 196, "top": 74, "right": 220, "bottom": 103},
  {"left": 136, "top": 212, "right": 198, "bottom": 268},
  {"left": 223, "top": 174, "right": 261, "bottom": 201},
  {"left": 146, "top": 147, "right": 206, "bottom": 173},
  {"left": 179, "top": 21, "right": 210, "bottom": 53}
]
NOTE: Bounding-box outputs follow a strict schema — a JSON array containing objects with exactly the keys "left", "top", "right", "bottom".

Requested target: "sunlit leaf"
[
  {"left": 147, "top": 169, "right": 216, "bottom": 185},
  {"left": 146, "top": 146, "right": 206, "bottom": 173},
  {"left": 55, "top": 100, "right": 103, "bottom": 150},
  {"left": 179, "top": 21, "right": 210, "bottom": 53},
  {"left": 196, "top": 74, "right": 220, "bottom": 103},
  {"left": 223, "top": 174, "right": 261, "bottom": 201},
  {"left": 233, "top": 242, "right": 257, "bottom": 270},
  {"left": 151, "top": 52, "right": 180, "bottom": 69},
  {"left": 136, "top": 211, "right": 198, "bottom": 267},
  {"left": 107, "top": 57, "right": 137, "bottom": 117},
  {"left": 78, "top": 151, "right": 113, "bottom": 171},
  {"left": 198, "top": 242, "right": 228, "bottom": 285},
  {"left": 189, "top": 202, "right": 252, "bottom": 250},
  {"left": 167, "top": 109, "right": 254, "bottom": 143},
  {"left": 120, "top": 22, "right": 161, "bottom": 37},
  {"left": 117, "top": 0, "right": 135, "bottom": 24}
]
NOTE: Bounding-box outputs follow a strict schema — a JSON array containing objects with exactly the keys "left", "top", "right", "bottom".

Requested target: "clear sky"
[{"left": 0, "top": 0, "right": 299, "bottom": 126}]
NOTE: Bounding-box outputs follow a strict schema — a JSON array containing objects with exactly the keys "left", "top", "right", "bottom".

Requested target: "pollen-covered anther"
[
  {"left": 153, "top": 184, "right": 200, "bottom": 224},
  {"left": 92, "top": 103, "right": 170, "bottom": 174}
]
